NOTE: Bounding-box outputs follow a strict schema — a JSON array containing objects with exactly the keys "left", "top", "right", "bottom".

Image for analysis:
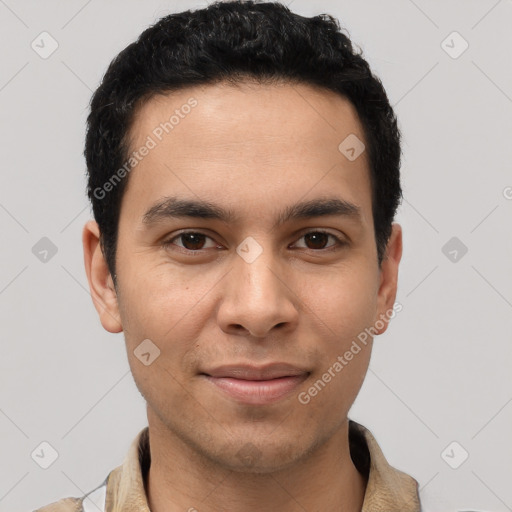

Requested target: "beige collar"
[{"left": 104, "top": 420, "right": 420, "bottom": 512}]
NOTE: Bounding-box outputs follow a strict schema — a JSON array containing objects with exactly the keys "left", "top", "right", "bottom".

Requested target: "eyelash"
[{"left": 161, "top": 230, "right": 347, "bottom": 255}]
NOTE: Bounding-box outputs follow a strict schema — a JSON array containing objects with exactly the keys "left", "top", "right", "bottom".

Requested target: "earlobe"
[
  {"left": 82, "top": 220, "right": 123, "bottom": 333},
  {"left": 374, "top": 223, "right": 403, "bottom": 336}
]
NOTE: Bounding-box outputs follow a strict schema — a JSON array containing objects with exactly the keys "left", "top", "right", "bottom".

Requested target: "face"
[{"left": 83, "top": 80, "right": 402, "bottom": 473}]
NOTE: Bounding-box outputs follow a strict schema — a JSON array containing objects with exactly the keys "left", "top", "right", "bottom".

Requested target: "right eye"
[{"left": 161, "top": 231, "right": 220, "bottom": 253}]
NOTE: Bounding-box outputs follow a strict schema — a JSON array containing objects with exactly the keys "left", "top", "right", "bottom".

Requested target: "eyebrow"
[{"left": 141, "top": 196, "right": 362, "bottom": 230}]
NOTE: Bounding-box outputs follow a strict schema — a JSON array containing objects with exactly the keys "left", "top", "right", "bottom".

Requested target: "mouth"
[{"left": 200, "top": 363, "right": 310, "bottom": 405}]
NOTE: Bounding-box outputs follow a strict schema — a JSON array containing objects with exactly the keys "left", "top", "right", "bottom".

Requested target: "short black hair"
[{"left": 85, "top": 0, "right": 402, "bottom": 283}]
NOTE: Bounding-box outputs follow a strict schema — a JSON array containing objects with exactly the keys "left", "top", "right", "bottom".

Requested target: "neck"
[{"left": 146, "top": 412, "right": 367, "bottom": 512}]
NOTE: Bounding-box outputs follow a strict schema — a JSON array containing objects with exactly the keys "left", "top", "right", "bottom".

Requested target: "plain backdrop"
[{"left": 0, "top": 0, "right": 511, "bottom": 510}]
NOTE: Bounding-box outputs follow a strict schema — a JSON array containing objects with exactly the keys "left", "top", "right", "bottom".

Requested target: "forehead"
[
  {"left": 129, "top": 80, "right": 366, "bottom": 153},
  {"left": 121, "top": 80, "right": 373, "bottom": 227}
]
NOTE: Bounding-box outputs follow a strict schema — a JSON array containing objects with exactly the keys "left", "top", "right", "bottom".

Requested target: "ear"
[
  {"left": 82, "top": 220, "right": 123, "bottom": 333},
  {"left": 374, "top": 223, "right": 403, "bottom": 335}
]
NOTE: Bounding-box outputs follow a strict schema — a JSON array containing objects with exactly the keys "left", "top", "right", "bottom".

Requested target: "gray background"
[{"left": 0, "top": 0, "right": 511, "bottom": 510}]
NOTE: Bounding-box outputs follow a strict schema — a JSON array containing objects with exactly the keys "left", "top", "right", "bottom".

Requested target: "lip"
[
  {"left": 201, "top": 363, "right": 310, "bottom": 405},
  {"left": 202, "top": 363, "right": 309, "bottom": 380}
]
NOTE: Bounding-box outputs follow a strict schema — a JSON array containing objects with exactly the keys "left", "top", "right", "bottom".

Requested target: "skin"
[{"left": 83, "top": 80, "right": 402, "bottom": 512}]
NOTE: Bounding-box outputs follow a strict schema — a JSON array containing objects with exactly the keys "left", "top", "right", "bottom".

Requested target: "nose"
[{"left": 216, "top": 243, "right": 300, "bottom": 338}]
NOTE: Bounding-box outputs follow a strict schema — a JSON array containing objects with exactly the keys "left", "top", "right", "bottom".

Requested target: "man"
[{"left": 36, "top": 1, "right": 421, "bottom": 510}]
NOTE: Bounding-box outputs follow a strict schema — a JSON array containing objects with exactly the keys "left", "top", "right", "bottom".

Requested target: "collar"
[{"left": 103, "top": 420, "right": 420, "bottom": 512}]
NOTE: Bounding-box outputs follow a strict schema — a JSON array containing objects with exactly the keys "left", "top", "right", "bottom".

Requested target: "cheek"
[
  {"left": 117, "top": 255, "right": 223, "bottom": 340},
  {"left": 300, "top": 266, "right": 378, "bottom": 341},
  {"left": 296, "top": 268, "right": 376, "bottom": 401},
  {"left": 297, "top": 343, "right": 371, "bottom": 429},
  {"left": 116, "top": 268, "right": 216, "bottom": 391}
]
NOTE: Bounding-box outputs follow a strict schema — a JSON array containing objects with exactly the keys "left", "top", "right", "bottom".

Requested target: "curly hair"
[{"left": 85, "top": 0, "right": 402, "bottom": 282}]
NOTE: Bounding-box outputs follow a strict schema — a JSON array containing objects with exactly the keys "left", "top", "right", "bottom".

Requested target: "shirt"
[{"left": 34, "top": 420, "right": 421, "bottom": 512}]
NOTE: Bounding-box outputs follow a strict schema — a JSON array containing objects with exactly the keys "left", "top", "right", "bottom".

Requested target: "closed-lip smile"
[{"left": 201, "top": 363, "right": 310, "bottom": 405}]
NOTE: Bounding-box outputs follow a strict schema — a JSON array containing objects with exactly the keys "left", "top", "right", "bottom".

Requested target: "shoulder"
[
  {"left": 33, "top": 477, "right": 108, "bottom": 512},
  {"left": 33, "top": 496, "right": 84, "bottom": 512}
]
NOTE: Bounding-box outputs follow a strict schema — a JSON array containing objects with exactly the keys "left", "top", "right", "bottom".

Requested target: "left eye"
[
  {"left": 292, "top": 231, "right": 342, "bottom": 251},
  {"left": 162, "top": 230, "right": 344, "bottom": 252}
]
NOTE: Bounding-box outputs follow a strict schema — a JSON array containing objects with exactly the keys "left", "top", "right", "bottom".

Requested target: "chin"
[{"left": 209, "top": 438, "right": 307, "bottom": 474}]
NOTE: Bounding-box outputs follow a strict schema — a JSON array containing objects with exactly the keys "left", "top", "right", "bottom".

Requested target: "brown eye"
[
  {"left": 179, "top": 233, "right": 207, "bottom": 250},
  {"left": 163, "top": 232, "right": 217, "bottom": 252},
  {"left": 293, "top": 230, "right": 344, "bottom": 251},
  {"left": 303, "top": 232, "right": 330, "bottom": 250}
]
